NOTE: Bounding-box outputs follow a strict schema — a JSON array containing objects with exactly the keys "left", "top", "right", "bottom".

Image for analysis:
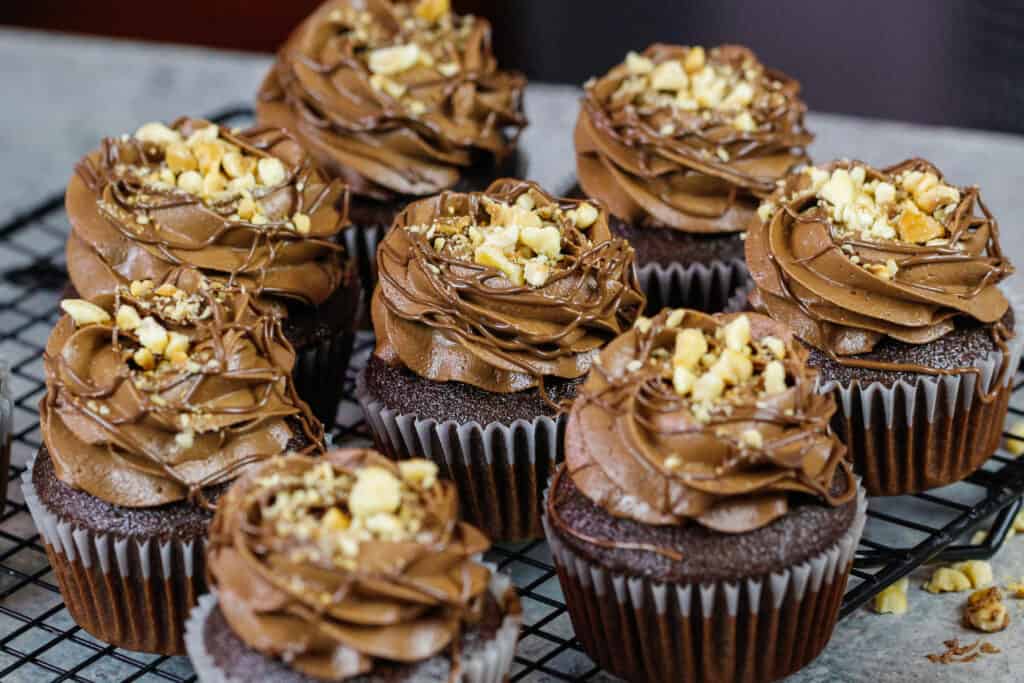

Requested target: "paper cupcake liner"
[
  {"left": 342, "top": 224, "right": 387, "bottom": 329},
  {"left": 723, "top": 278, "right": 756, "bottom": 313},
  {"left": 292, "top": 327, "right": 357, "bottom": 424},
  {"left": 543, "top": 480, "right": 867, "bottom": 683},
  {"left": 638, "top": 258, "right": 749, "bottom": 315},
  {"left": 356, "top": 371, "right": 563, "bottom": 542},
  {"left": 21, "top": 454, "right": 207, "bottom": 655},
  {"left": 817, "top": 287, "right": 1024, "bottom": 496},
  {"left": 184, "top": 568, "right": 522, "bottom": 683}
]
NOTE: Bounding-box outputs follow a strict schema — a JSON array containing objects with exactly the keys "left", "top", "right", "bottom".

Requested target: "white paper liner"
[
  {"left": 184, "top": 568, "right": 522, "bottom": 683},
  {"left": 638, "top": 257, "right": 748, "bottom": 314},
  {"left": 356, "top": 370, "right": 562, "bottom": 542},
  {"left": 815, "top": 286, "right": 1024, "bottom": 495},
  {"left": 543, "top": 479, "right": 867, "bottom": 682},
  {"left": 21, "top": 453, "right": 207, "bottom": 654}
]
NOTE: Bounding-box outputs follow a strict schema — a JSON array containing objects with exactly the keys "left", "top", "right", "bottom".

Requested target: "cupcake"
[
  {"left": 22, "top": 274, "right": 323, "bottom": 654},
  {"left": 258, "top": 0, "right": 528, "bottom": 300},
  {"left": 65, "top": 117, "right": 360, "bottom": 422},
  {"left": 544, "top": 308, "right": 866, "bottom": 683},
  {"left": 746, "top": 159, "right": 1021, "bottom": 495},
  {"left": 185, "top": 449, "right": 522, "bottom": 682},
  {"left": 356, "top": 179, "right": 645, "bottom": 540},
  {"left": 575, "top": 44, "right": 812, "bottom": 313}
]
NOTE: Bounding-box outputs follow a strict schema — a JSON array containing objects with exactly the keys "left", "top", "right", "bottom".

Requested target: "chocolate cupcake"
[
  {"left": 544, "top": 308, "right": 866, "bottom": 683},
  {"left": 356, "top": 179, "right": 645, "bottom": 540},
  {"left": 21, "top": 275, "right": 323, "bottom": 654},
  {"left": 747, "top": 159, "right": 1022, "bottom": 495},
  {"left": 258, "top": 0, "right": 528, "bottom": 301},
  {"left": 65, "top": 117, "right": 360, "bottom": 422},
  {"left": 576, "top": 44, "right": 811, "bottom": 313},
  {"left": 184, "top": 449, "right": 522, "bottom": 682}
]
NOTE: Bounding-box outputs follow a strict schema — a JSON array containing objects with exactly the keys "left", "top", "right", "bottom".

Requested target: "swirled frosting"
[
  {"left": 746, "top": 159, "right": 1013, "bottom": 356},
  {"left": 372, "top": 179, "right": 646, "bottom": 393},
  {"left": 40, "top": 271, "right": 322, "bottom": 508},
  {"left": 559, "top": 309, "right": 854, "bottom": 534},
  {"left": 576, "top": 44, "right": 811, "bottom": 234},
  {"left": 207, "top": 449, "right": 505, "bottom": 680},
  {"left": 257, "top": 0, "right": 527, "bottom": 201},
  {"left": 66, "top": 117, "right": 349, "bottom": 307}
]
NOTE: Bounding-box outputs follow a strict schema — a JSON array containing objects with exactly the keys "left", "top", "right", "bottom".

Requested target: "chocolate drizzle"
[
  {"left": 207, "top": 450, "right": 499, "bottom": 681},
  {"left": 66, "top": 117, "right": 350, "bottom": 307},
  {"left": 576, "top": 44, "right": 811, "bottom": 234},
  {"left": 40, "top": 273, "right": 322, "bottom": 509},
  {"left": 548, "top": 309, "right": 854, "bottom": 551},
  {"left": 257, "top": 0, "right": 527, "bottom": 201},
  {"left": 746, "top": 158, "right": 1014, "bottom": 395},
  {"left": 371, "top": 179, "right": 646, "bottom": 397}
]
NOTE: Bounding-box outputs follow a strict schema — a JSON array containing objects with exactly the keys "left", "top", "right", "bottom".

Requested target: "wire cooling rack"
[{"left": 3, "top": 109, "right": 1024, "bottom": 682}]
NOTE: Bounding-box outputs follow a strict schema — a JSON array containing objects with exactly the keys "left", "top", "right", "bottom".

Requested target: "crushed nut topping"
[
  {"left": 964, "top": 587, "right": 1010, "bottom": 633},
  {"left": 327, "top": 0, "right": 472, "bottom": 117},
  {"left": 613, "top": 46, "right": 782, "bottom": 134},
  {"left": 626, "top": 312, "right": 791, "bottom": 424},
  {"left": 256, "top": 458, "right": 440, "bottom": 570},
  {"left": 128, "top": 122, "right": 309, "bottom": 232},
  {"left": 923, "top": 560, "right": 993, "bottom": 594},
  {"left": 800, "top": 163, "right": 962, "bottom": 252},
  {"left": 406, "top": 189, "right": 597, "bottom": 288}
]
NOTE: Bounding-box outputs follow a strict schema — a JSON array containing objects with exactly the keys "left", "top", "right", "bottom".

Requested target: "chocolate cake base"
[
  {"left": 609, "top": 216, "right": 749, "bottom": 314},
  {"left": 544, "top": 467, "right": 865, "bottom": 683},
  {"left": 25, "top": 420, "right": 318, "bottom": 655},
  {"left": 200, "top": 593, "right": 505, "bottom": 683},
  {"left": 357, "top": 356, "right": 578, "bottom": 541}
]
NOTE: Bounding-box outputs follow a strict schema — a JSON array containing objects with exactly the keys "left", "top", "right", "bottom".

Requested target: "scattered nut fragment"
[
  {"left": 762, "top": 360, "right": 787, "bottom": 395},
  {"left": 572, "top": 202, "right": 599, "bottom": 229},
  {"left": 1005, "top": 420, "right": 1024, "bottom": 455},
  {"left": 130, "top": 280, "right": 155, "bottom": 298},
  {"left": 625, "top": 51, "right": 654, "bottom": 75},
  {"left": 321, "top": 507, "right": 350, "bottom": 532},
  {"left": 133, "top": 347, "right": 156, "bottom": 371},
  {"left": 761, "top": 336, "right": 786, "bottom": 359},
  {"left": 293, "top": 213, "right": 312, "bottom": 235},
  {"left": 740, "top": 428, "right": 763, "bottom": 449},
  {"left": 136, "top": 317, "right": 169, "bottom": 355},
  {"left": 414, "top": 0, "right": 449, "bottom": 22},
  {"left": 924, "top": 566, "right": 973, "bottom": 594},
  {"left": 368, "top": 43, "right": 421, "bottom": 76},
  {"left": 873, "top": 577, "right": 909, "bottom": 615},
  {"left": 349, "top": 467, "right": 402, "bottom": 517},
  {"left": 665, "top": 309, "right": 686, "bottom": 329},
  {"left": 1006, "top": 580, "right": 1024, "bottom": 598},
  {"left": 135, "top": 122, "right": 182, "bottom": 146},
  {"left": 898, "top": 211, "right": 944, "bottom": 244},
  {"left": 964, "top": 587, "right": 1009, "bottom": 633},
  {"left": 674, "top": 328, "right": 707, "bottom": 370},
  {"left": 952, "top": 561, "right": 994, "bottom": 589},
  {"left": 175, "top": 428, "right": 195, "bottom": 450},
  {"left": 61, "top": 299, "right": 111, "bottom": 326},
  {"left": 257, "top": 157, "right": 287, "bottom": 187}
]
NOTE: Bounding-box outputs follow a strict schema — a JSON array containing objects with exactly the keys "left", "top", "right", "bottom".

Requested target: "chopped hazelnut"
[
  {"left": 952, "top": 560, "right": 994, "bottom": 589},
  {"left": 873, "top": 577, "right": 909, "bottom": 615},
  {"left": 674, "top": 328, "right": 707, "bottom": 370},
  {"left": 368, "top": 43, "right": 421, "bottom": 76},
  {"left": 964, "top": 587, "right": 1009, "bottom": 633},
  {"left": 1004, "top": 420, "right": 1024, "bottom": 455},
  {"left": 60, "top": 299, "right": 111, "bottom": 326},
  {"left": 924, "top": 566, "right": 972, "bottom": 593},
  {"left": 257, "top": 157, "right": 287, "bottom": 187},
  {"left": 349, "top": 467, "right": 403, "bottom": 517}
]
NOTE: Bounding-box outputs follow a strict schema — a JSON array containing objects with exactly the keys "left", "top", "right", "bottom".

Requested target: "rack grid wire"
[{"left": 3, "top": 109, "right": 1024, "bottom": 682}]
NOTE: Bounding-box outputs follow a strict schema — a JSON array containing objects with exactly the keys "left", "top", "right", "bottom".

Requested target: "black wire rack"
[{"left": 2, "top": 108, "right": 1024, "bottom": 683}]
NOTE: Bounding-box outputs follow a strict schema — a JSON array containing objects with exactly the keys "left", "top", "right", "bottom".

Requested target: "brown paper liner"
[
  {"left": 21, "top": 455, "right": 207, "bottom": 655},
  {"left": 543, "top": 482, "right": 866, "bottom": 683},
  {"left": 819, "top": 287, "right": 1024, "bottom": 497},
  {"left": 638, "top": 258, "right": 749, "bottom": 315},
  {"left": 291, "top": 327, "right": 357, "bottom": 424},
  {"left": 356, "top": 371, "right": 563, "bottom": 542}
]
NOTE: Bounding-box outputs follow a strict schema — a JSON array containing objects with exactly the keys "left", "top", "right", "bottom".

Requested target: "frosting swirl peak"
[
  {"left": 66, "top": 117, "right": 350, "bottom": 307},
  {"left": 746, "top": 159, "right": 1012, "bottom": 356},
  {"left": 258, "top": 0, "right": 527, "bottom": 200},
  {"left": 207, "top": 449, "right": 498, "bottom": 680},
  {"left": 576, "top": 44, "right": 811, "bottom": 234},
  {"left": 562, "top": 309, "right": 854, "bottom": 534},
  {"left": 372, "top": 179, "right": 645, "bottom": 393},
  {"left": 41, "top": 272, "right": 322, "bottom": 508}
]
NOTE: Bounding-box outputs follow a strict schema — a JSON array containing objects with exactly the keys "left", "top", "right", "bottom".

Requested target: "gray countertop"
[{"left": 3, "top": 27, "right": 1024, "bottom": 683}]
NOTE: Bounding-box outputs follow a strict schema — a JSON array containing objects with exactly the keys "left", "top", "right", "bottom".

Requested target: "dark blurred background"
[{"left": 4, "top": 0, "right": 1023, "bottom": 133}]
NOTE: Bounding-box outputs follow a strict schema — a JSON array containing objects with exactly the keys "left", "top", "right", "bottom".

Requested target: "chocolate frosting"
[
  {"left": 557, "top": 309, "right": 854, "bottom": 537},
  {"left": 207, "top": 449, "right": 497, "bottom": 680},
  {"left": 257, "top": 0, "right": 527, "bottom": 201},
  {"left": 576, "top": 44, "right": 811, "bottom": 234},
  {"left": 746, "top": 159, "right": 1012, "bottom": 357},
  {"left": 372, "top": 179, "right": 646, "bottom": 394},
  {"left": 66, "top": 117, "right": 349, "bottom": 307},
  {"left": 40, "top": 272, "right": 322, "bottom": 508}
]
